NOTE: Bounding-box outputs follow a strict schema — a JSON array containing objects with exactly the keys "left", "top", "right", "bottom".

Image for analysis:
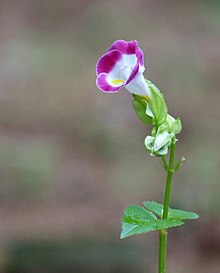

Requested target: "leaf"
[
  {"left": 168, "top": 209, "right": 199, "bottom": 220},
  {"left": 121, "top": 204, "right": 184, "bottom": 239},
  {"left": 132, "top": 95, "right": 153, "bottom": 124},
  {"left": 124, "top": 205, "right": 157, "bottom": 221},
  {"left": 147, "top": 81, "right": 168, "bottom": 127},
  {"left": 143, "top": 201, "right": 163, "bottom": 217},
  {"left": 121, "top": 219, "right": 184, "bottom": 239},
  {"left": 121, "top": 202, "right": 199, "bottom": 239},
  {"left": 143, "top": 201, "right": 199, "bottom": 220}
]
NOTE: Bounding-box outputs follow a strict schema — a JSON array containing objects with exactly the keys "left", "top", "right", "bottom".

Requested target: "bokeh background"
[{"left": 0, "top": 0, "right": 220, "bottom": 272}]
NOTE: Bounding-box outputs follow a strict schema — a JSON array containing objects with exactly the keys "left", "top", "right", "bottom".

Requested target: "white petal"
[
  {"left": 107, "top": 54, "right": 137, "bottom": 83},
  {"left": 122, "top": 54, "right": 137, "bottom": 67},
  {"left": 125, "top": 70, "right": 151, "bottom": 97},
  {"left": 108, "top": 58, "right": 125, "bottom": 80}
]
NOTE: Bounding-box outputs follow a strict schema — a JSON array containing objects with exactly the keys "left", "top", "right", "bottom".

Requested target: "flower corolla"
[{"left": 96, "top": 40, "right": 150, "bottom": 97}]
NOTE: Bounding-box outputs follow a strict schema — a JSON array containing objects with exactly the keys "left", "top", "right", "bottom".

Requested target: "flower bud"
[{"left": 145, "top": 125, "right": 173, "bottom": 156}]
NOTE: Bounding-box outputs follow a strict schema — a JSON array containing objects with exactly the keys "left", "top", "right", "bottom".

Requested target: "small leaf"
[
  {"left": 124, "top": 205, "right": 157, "bottom": 220},
  {"left": 121, "top": 202, "right": 199, "bottom": 239},
  {"left": 168, "top": 209, "right": 199, "bottom": 220},
  {"left": 121, "top": 219, "right": 184, "bottom": 239},
  {"left": 143, "top": 201, "right": 199, "bottom": 220},
  {"left": 143, "top": 201, "right": 164, "bottom": 217},
  {"left": 132, "top": 95, "right": 153, "bottom": 124},
  {"left": 121, "top": 223, "right": 138, "bottom": 239}
]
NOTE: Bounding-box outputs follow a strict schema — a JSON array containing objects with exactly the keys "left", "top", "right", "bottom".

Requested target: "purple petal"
[
  {"left": 109, "top": 40, "right": 144, "bottom": 67},
  {"left": 96, "top": 73, "right": 123, "bottom": 93},
  {"left": 96, "top": 50, "right": 122, "bottom": 75},
  {"left": 108, "top": 40, "right": 138, "bottom": 55},
  {"left": 136, "top": 48, "right": 144, "bottom": 66}
]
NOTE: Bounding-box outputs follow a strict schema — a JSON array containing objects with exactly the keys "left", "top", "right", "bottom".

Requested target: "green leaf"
[
  {"left": 168, "top": 209, "right": 199, "bottom": 220},
  {"left": 121, "top": 219, "right": 184, "bottom": 239},
  {"left": 143, "top": 201, "right": 163, "bottom": 217},
  {"left": 132, "top": 95, "right": 153, "bottom": 124},
  {"left": 147, "top": 81, "right": 168, "bottom": 127},
  {"left": 121, "top": 202, "right": 199, "bottom": 239},
  {"left": 143, "top": 201, "right": 199, "bottom": 220},
  {"left": 121, "top": 204, "right": 184, "bottom": 239},
  {"left": 124, "top": 205, "right": 157, "bottom": 221}
]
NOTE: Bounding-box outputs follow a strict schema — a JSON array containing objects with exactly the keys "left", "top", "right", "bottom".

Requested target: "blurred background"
[{"left": 0, "top": 0, "right": 219, "bottom": 272}]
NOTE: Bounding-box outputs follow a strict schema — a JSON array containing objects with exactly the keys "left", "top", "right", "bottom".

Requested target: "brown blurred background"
[{"left": 0, "top": 0, "right": 219, "bottom": 272}]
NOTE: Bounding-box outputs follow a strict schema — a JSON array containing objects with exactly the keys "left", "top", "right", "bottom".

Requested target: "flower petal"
[
  {"left": 126, "top": 62, "right": 139, "bottom": 85},
  {"left": 109, "top": 40, "right": 144, "bottom": 67},
  {"left": 96, "top": 50, "right": 123, "bottom": 75},
  {"left": 96, "top": 73, "right": 124, "bottom": 93},
  {"left": 136, "top": 48, "right": 144, "bottom": 66},
  {"left": 108, "top": 40, "right": 138, "bottom": 55},
  {"left": 125, "top": 71, "right": 151, "bottom": 97},
  {"left": 108, "top": 40, "right": 138, "bottom": 54},
  {"left": 96, "top": 40, "right": 147, "bottom": 96}
]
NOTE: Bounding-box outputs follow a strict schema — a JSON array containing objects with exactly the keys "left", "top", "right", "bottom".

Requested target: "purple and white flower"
[{"left": 96, "top": 40, "right": 151, "bottom": 97}]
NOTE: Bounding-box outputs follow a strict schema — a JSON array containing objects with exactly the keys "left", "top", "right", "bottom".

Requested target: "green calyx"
[
  {"left": 132, "top": 94, "right": 153, "bottom": 125},
  {"left": 131, "top": 80, "right": 182, "bottom": 157},
  {"left": 147, "top": 81, "right": 168, "bottom": 128},
  {"left": 132, "top": 81, "right": 168, "bottom": 128}
]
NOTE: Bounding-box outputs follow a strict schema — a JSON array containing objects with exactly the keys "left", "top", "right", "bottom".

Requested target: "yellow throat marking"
[{"left": 111, "top": 79, "right": 125, "bottom": 85}]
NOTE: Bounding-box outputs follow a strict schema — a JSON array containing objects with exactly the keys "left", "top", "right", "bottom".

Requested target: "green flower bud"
[
  {"left": 160, "top": 114, "right": 182, "bottom": 136},
  {"left": 145, "top": 125, "right": 173, "bottom": 156},
  {"left": 170, "top": 118, "right": 182, "bottom": 135}
]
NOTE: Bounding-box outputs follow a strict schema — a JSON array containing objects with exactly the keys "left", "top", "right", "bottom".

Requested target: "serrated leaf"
[
  {"left": 121, "top": 223, "right": 138, "bottom": 239},
  {"left": 132, "top": 95, "right": 153, "bottom": 124},
  {"left": 124, "top": 205, "right": 157, "bottom": 221},
  {"left": 143, "top": 201, "right": 199, "bottom": 220},
  {"left": 168, "top": 209, "right": 199, "bottom": 220},
  {"left": 121, "top": 219, "right": 184, "bottom": 239},
  {"left": 143, "top": 201, "right": 163, "bottom": 217}
]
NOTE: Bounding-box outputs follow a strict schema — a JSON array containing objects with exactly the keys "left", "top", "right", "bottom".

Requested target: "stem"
[{"left": 158, "top": 140, "right": 176, "bottom": 273}]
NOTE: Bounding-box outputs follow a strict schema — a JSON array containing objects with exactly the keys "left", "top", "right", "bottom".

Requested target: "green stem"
[{"left": 158, "top": 140, "right": 176, "bottom": 273}]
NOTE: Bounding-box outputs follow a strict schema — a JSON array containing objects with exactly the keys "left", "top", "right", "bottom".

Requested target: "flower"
[{"left": 96, "top": 40, "right": 151, "bottom": 97}]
